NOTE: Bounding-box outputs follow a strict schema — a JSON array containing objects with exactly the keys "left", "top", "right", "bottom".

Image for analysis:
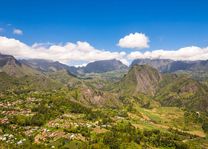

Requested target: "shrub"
[
  {"left": 30, "top": 114, "right": 46, "bottom": 126},
  {"left": 202, "top": 122, "right": 208, "bottom": 133}
]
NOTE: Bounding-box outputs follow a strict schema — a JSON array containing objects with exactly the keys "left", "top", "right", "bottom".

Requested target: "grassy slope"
[
  {"left": 1, "top": 64, "right": 208, "bottom": 148},
  {"left": 110, "top": 65, "right": 161, "bottom": 96},
  {"left": 156, "top": 74, "right": 208, "bottom": 112},
  {"left": 2, "top": 89, "right": 207, "bottom": 148},
  {"left": 2, "top": 63, "right": 42, "bottom": 78},
  {"left": 0, "top": 72, "right": 63, "bottom": 93}
]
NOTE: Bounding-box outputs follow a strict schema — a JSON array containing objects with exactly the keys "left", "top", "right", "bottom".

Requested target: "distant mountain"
[
  {"left": 20, "top": 59, "right": 79, "bottom": 76},
  {"left": 20, "top": 59, "right": 69, "bottom": 72},
  {"left": 116, "top": 64, "right": 162, "bottom": 96},
  {"left": 83, "top": 59, "right": 128, "bottom": 73},
  {"left": 162, "top": 60, "right": 208, "bottom": 72},
  {"left": 0, "top": 53, "right": 21, "bottom": 67},
  {"left": 0, "top": 54, "right": 63, "bottom": 90},
  {"left": 131, "top": 58, "right": 208, "bottom": 73},
  {"left": 131, "top": 59, "right": 173, "bottom": 72},
  {"left": 0, "top": 53, "right": 41, "bottom": 77},
  {"left": 20, "top": 59, "right": 128, "bottom": 75}
]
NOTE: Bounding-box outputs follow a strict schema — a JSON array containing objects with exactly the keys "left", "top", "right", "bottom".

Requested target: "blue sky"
[{"left": 0, "top": 0, "right": 208, "bottom": 65}]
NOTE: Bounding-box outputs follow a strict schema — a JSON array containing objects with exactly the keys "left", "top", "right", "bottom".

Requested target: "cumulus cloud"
[
  {"left": 0, "top": 36, "right": 128, "bottom": 65},
  {"left": 118, "top": 32, "right": 149, "bottom": 49},
  {"left": 13, "top": 29, "right": 23, "bottom": 35},
  {"left": 1, "top": 36, "right": 208, "bottom": 66},
  {"left": 127, "top": 46, "right": 208, "bottom": 61}
]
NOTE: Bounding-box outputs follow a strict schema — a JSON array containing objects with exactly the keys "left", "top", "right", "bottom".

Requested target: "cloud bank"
[
  {"left": 127, "top": 46, "right": 208, "bottom": 61},
  {"left": 0, "top": 36, "right": 208, "bottom": 66},
  {"left": 118, "top": 32, "right": 149, "bottom": 49},
  {"left": 0, "top": 36, "right": 128, "bottom": 65}
]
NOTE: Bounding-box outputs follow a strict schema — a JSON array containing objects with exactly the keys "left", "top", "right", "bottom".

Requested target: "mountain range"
[
  {"left": 2, "top": 53, "right": 207, "bottom": 111},
  {"left": 1, "top": 53, "right": 208, "bottom": 148},
  {"left": 18, "top": 56, "right": 208, "bottom": 79},
  {"left": 131, "top": 58, "right": 208, "bottom": 72},
  {"left": 19, "top": 58, "right": 128, "bottom": 76}
]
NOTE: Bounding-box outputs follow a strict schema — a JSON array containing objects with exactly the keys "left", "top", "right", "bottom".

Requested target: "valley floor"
[{"left": 0, "top": 89, "right": 208, "bottom": 149}]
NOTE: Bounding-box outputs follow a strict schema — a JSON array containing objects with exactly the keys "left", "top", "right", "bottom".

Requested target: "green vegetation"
[
  {"left": 156, "top": 74, "right": 208, "bottom": 112},
  {"left": 113, "top": 65, "right": 162, "bottom": 96},
  {"left": 1, "top": 86, "right": 207, "bottom": 148},
  {"left": 0, "top": 59, "right": 208, "bottom": 148}
]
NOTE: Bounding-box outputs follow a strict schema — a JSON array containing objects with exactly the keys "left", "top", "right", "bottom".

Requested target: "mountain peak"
[
  {"left": 0, "top": 53, "right": 21, "bottom": 67},
  {"left": 84, "top": 59, "right": 128, "bottom": 73},
  {"left": 0, "top": 53, "right": 41, "bottom": 77},
  {"left": 131, "top": 58, "right": 173, "bottom": 71},
  {"left": 20, "top": 59, "right": 70, "bottom": 72},
  {"left": 130, "top": 58, "right": 208, "bottom": 73},
  {"left": 118, "top": 64, "right": 162, "bottom": 96}
]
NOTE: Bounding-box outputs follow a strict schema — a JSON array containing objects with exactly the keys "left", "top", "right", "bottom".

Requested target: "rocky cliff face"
[
  {"left": 118, "top": 64, "right": 162, "bottom": 96},
  {"left": 156, "top": 74, "right": 208, "bottom": 112},
  {"left": 0, "top": 53, "right": 21, "bottom": 67},
  {"left": 131, "top": 59, "right": 173, "bottom": 72},
  {"left": 0, "top": 53, "right": 38, "bottom": 77},
  {"left": 20, "top": 59, "right": 70, "bottom": 72},
  {"left": 83, "top": 59, "right": 128, "bottom": 73},
  {"left": 131, "top": 58, "right": 208, "bottom": 73}
]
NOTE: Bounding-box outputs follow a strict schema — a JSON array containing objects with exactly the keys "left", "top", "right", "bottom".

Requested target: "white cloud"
[
  {"left": 0, "top": 36, "right": 128, "bottom": 65},
  {"left": 1, "top": 36, "right": 208, "bottom": 67},
  {"left": 118, "top": 32, "right": 149, "bottom": 49},
  {"left": 127, "top": 46, "right": 208, "bottom": 61},
  {"left": 13, "top": 29, "right": 23, "bottom": 35},
  {"left": 32, "top": 42, "right": 54, "bottom": 48}
]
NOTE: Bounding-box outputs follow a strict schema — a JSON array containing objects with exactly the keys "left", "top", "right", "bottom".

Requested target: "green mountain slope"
[
  {"left": 156, "top": 74, "right": 208, "bottom": 112},
  {"left": 115, "top": 64, "right": 162, "bottom": 96},
  {"left": 131, "top": 58, "right": 208, "bottom": 73},
  {"left": 111, "top": 64, "right": 208, "bottom": 112},
  {"left": 0, "top": 54, "right": 41, "bottom": 78},
  {"left": 0, "top": 56, "right": 208, "bottom": 148},
  {"left": 0, "top": 54, "right": 64, "bottom": 92},
  {"left": 83, "top": 59, "right": 128, "bottom": 73}
]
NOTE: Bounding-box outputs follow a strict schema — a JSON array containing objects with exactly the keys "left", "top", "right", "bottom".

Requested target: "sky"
[{"left": 0, "top": 0, "right": 208, "bottom": 66}]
